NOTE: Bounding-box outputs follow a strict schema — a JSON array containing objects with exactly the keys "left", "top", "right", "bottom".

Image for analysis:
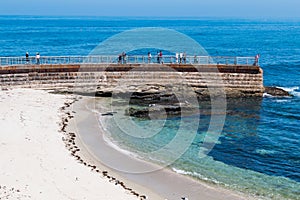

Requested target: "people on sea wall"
[
  {"left": 157, "top": 51, "right": 163, "bottom": 64},
  {"left": 179, "top": 52, "right": 183, "bottom": 64},
  {"left": 25, "top": 52, "right": 29, "bottom": 64},
  {"left": 193, "top": 55, "right": 198, "bottom": 64},
  {"left": 254, "top": 53, "right": 260, "bottom": 66},
  {"left": 17, "top": 52, "right": 257, "bottom": 66},
  {"left": 183, "top": 52, "right": 187, "bottom": 64},
  {"left": 148, "top": 52, "right": 152, "bottom": 63},
  {"left": 122, "top": 52, "right": 127, "bottom": 64},
  {"left": 159, "top": 51, "right": 163, "bottom": 64},
  {"left": 118, "top": 52, "right": 127, "bottom": 64},
  {"left": 36, "top": 52, "right": 40, "bottom": 65},
  {"left": 118, "top": 54, "right": 122, "bottom": 64}
]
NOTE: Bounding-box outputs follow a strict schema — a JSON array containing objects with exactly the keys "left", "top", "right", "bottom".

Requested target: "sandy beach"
[
  {"left": 0, "top": 88, "right": 255, "bottom": 200},
  {"left": 0, "top": 88, "right": 137, "bottom": 200}
]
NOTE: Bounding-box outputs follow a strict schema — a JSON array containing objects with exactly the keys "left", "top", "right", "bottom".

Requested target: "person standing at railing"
[
  {"left": 118, "top": 54, "right": 122, "bottom": 64},
  {"left": 36, "top": 52, "right": 40, "bottom": 65},
  {"left": 179, "top": 52, "right": 183, "bottom": 64},
  {"left": 148, "top": 52, "right": 152, "bottom": 63},
  {"left": 194, "top": 55, "right": 198, "bottom": 64},
  {"left": 159, "top": 51, "right": 163, "bottom": 64},
  {"left": 25, "top": 52, "right": 29, "bottom": 64},
  {"left": 175, "top": 53, "right": 179, "bottom": 64},
  {"left": 183, "top": 52, "right": 187, "bottom": 64},
  {"left": 122, "top": 52, "right": 127, "bottom": 64},
  {"left": 157, "top": 51, "right": 162, "bottom": 64},
  {"left": 254, "top": 53, "right": 260, "bottom": 66}
]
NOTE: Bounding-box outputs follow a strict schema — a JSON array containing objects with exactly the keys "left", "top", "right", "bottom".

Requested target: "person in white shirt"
[
  {"left": 148, "top": 52, "right": 152, "bottom": 63},
  {"left": 36, "top": 52, "right": 40, "bottom": 65},
  {"left": 179, "top": 52, "right": 183, "bottom": 64}
]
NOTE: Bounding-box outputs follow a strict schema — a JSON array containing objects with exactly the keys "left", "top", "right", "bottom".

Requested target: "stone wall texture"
[{"left": 0, "top": 64, "right": 264, "bottom": 98}]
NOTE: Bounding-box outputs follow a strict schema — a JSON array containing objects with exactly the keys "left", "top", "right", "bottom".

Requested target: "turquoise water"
[
  {"left": 1, "top": 16, "right": 299, "bottom": 199},
  {"left": 99, "top": 98, "right": 299, "bottom": 200}
]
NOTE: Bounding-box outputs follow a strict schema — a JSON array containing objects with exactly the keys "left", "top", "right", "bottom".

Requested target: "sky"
[{"left": 1, "top": 0, "right": 300, "bottom": 19}]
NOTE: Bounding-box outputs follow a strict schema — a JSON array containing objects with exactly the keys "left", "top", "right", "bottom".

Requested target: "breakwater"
[{"left": 0, "top": 63, "right": 263, "bottom": 98}]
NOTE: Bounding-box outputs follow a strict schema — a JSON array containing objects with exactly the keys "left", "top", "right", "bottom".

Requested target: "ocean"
[{"left": 0, "top": 16, "right": 299, "bottom": 199}]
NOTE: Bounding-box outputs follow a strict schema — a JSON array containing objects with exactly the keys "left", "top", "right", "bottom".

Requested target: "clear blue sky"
[{"left": 1, "top": 0, "right": 300, "bottom": 19}]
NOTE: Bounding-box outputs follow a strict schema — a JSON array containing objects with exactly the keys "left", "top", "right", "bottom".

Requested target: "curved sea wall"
[{"left": 0, "top": 64, "right": 264, "bottom": 98}]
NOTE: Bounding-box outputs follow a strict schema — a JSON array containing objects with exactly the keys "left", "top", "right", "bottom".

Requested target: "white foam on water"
[
  {"left": 292, "top": 90, "right": 300, "bottom": 98},
  {"left": 273, "top": 99, "right": 292, "bottom": 103},
  {"left": 101, "top": 128, "right": 141, "bottom": 159},
  {"left": 265, "top": 86, "right": 300, "bottom": 98},
  {"left": 278, "top": 86, "right": 299, "bottom": 93},
  {"left": 263, "top": 92, "right": 274, "bottom": 98},
  {"left": 278, "top": 86, "right": 300, "bottom": 97},
  {"left": 171, "top": 167, "right": 221, "bottom": 184},
  {"left": 254, "top": 149, "right": 276, "bottom": 155}
]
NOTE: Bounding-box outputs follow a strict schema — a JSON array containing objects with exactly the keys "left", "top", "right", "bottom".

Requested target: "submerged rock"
[
  {"left": 125, "top": 103, "right": 198, "bottom": 119},
  {"left": 264, "top": 87, "right": 291, "bottom": 97}
]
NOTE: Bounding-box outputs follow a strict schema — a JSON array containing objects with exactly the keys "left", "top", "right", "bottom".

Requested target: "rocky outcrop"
[
  {"left": 125, "top": 103, "right": 198, "bottom": 119},
  {"left": 264, "top": 87, "right": 291, "bottom": 97}
]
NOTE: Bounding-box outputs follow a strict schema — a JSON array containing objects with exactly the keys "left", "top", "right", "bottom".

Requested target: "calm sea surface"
[{"left": 1, "top": 16, "right": 299, "bottom": 199}]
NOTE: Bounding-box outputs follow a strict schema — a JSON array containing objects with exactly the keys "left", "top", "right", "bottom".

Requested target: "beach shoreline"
[
  {"left": 0, "top": 88, "right": 258, "bottom": 199},
  {"left": 0, "top": 88, "right": 139, "bottom": 200},
  {"left": 69, "top": 95, "right": 257, "bottom": 200}
]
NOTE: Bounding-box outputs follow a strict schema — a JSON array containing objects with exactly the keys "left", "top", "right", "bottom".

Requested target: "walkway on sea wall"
[
  {"left": 0, "top": 55, "right": 263, "bottom": 98},
  {"left": 0, "top": 55, "right": 256, "bottom": 67}
]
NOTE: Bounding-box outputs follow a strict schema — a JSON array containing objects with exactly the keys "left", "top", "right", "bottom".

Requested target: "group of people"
[
  {"left": 118, "top": 52, "right": 127, "bottom": 64},
  {"left": 147, "top": 51, "right": 188, "bottom": 64},
  {"left": 146, "top": 51, "right": 163, "bottom": 64},
  {"left": 175, "top": 52, "right": 187, "bottom": 64},
  {"left": 25, "top": 52, "right": 40, "bottom": 64}
]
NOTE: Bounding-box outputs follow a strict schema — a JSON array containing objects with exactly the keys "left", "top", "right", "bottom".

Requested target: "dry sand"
[{"left": 0, "top": 88, "right": 137, "bottom": 200}]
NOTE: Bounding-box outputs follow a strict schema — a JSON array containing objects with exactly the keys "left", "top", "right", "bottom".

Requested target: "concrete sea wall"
[{"left": 0, "top": 64, "right": 264, "bottom": 98}]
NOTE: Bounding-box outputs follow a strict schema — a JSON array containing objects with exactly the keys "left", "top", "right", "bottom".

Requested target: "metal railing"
[{"left": 0, "top": 55, "right": 256, "bottom": 67}]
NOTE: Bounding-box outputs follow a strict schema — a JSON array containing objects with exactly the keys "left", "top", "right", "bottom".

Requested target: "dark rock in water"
[
  {"left": 95, "top": 91, "right": 112, "bottom": 97},
  {"left": 126, "top": 107, "right": 150, "bottom": 119},
  {"left": 125, "top": 104, "right": 197, "bottom": 119},
  {"left": 129, "top": 92, "right": 179, "bottom": 105},
  {"left": 264, "top": 87, "right": 291, "bottom": 97}
]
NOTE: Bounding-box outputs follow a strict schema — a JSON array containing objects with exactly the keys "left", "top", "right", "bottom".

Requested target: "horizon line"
[{"left": 1, "top": 14, "right": 300, "bottom": 21}]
